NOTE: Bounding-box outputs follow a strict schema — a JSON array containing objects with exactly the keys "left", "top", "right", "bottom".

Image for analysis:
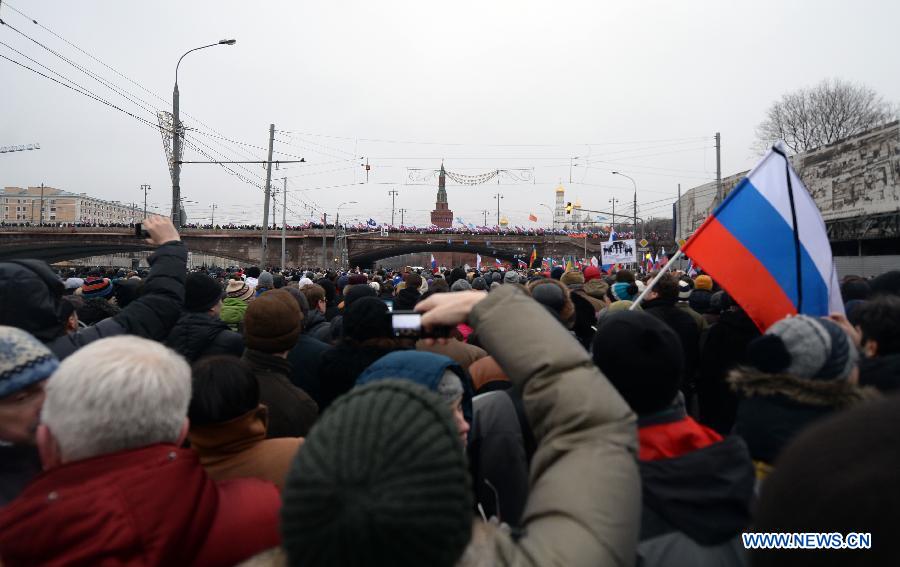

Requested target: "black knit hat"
[
  {"left": 184, "top": 273, "right": 224, "bottom": 312},
  {"left": 591, "top": 310, "right": 684, "bottom": 415},
  {"left": 753, "top": 396, "right": 900, "bottom": 567},
  {"left": 281, "top": 380, "right": 473, "bottom": 567},
  {"left": 342, "top": 296, "right": 392, "bottom": 342}
]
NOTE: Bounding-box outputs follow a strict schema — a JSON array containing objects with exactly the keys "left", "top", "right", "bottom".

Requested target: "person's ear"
[
  {"left": 175, "top": 418, "right": 190, "bottom": 446},
  {"left": 863, "top": 339, "right": 878, "bottom": 358},
  {"left": 37, "top": 424, "right": 62, "bottom": 470}
]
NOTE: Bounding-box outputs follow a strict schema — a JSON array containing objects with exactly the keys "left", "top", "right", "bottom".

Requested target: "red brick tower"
[{"left": 430, "top": 164, "right": 453, "bottom": 228}]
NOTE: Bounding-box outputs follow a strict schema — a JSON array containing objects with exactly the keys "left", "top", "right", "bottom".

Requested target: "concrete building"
[
  {"left": 675, "top": 121, "right": 900, "bottom": 238},
  {"left": 1, "top": 186, "right": 138, "bottom": 225}
]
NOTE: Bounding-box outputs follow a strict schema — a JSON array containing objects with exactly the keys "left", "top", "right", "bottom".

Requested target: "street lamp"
[
  {"left": 171, "top": 39, "right": 236, "bottom": 229},
  {"left": 539, "top": 202, "right": 556, "bottom": 263},
  {"left": 494, "top": 193, "right": 504, "bottom": 227},
  {"left": 333, "top": 201, "right": 357, "bottom": 269},
  {"left": 611, "top": 171, "right": 639, "bottom": 239}
]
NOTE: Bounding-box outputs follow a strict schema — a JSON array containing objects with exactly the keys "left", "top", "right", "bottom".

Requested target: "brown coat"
[
  {"left": 189, "top": 406, "right": 303, "bottom": 491},
  {"left": 468, "top": 356, "right": 510, "bottom": 393},
  {"left": 416, "top": 338, "right": 487, "bottom": 372}
]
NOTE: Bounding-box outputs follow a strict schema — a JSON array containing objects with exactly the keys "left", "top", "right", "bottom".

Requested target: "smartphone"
[
  {"left": 391, "top": 310, "right": 450, "bottom": 339},
  {"left": 391, "top": 310, "right": 422, "bottom": 338},
  {"left": 134, "top": 223, "right": 150, "bottom": 238}
]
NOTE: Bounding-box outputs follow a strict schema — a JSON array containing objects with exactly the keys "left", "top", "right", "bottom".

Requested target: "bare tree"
[{"left": 755, "top": 79, "right": 897, "bottom": 154}]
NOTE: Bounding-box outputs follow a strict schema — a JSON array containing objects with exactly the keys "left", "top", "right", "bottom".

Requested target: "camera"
[
  {"left": 391, "top": 310, "right": 450, "bottom": 339},
  {"left": 134, "top": 223, "right": 150, "bottom": 238}
]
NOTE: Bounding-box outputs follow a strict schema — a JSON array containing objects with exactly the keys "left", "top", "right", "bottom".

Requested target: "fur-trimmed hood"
[{"left": 728, "top": 367, "right": 877, "bottom": 409}]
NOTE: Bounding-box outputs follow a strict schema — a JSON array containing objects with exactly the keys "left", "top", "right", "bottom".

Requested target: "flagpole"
[
  {"left": 772, "top": 144, "right": 803, "bottom": 312},
  {"left": 630, "top": 250, "right": 683, "bottom": 310}
]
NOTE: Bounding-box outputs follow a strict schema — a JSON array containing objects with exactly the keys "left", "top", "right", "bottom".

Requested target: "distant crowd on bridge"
[{"left": 2, "top": 219, "right": 673, "bottom": 242}]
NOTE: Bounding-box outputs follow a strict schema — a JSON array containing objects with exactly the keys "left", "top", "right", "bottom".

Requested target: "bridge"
[{"left": 0, "top": 226, "right": 617, "bottom": 268}]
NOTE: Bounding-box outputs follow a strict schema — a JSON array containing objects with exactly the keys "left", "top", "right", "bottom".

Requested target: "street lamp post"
[
  {"left": 539, "top": 202, "right": 555, "bottom": 261},
  {"left": 612, "top": 171, "right": 639, "bottom": 240},
  {"left": 172, "top": 39, "right": 236, "bottom": 229},
  {"left": 334, "top": 201, "right": 357, "bottom": 269},
  {"left": 494, "top": 193, "right": 503, "bottom": 226}
]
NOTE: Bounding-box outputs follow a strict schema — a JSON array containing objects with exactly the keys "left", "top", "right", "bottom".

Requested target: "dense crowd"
[
  {"left": 1, "top": 216, "right": 898, "bottom": 566},
  {"left": 2, "top": 220, "right": 673, "bottom": 241}
]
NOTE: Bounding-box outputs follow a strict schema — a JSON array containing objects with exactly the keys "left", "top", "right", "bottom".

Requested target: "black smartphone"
[
  {"left": 391, "top": 310, "right": 450, "bottom": 339},
  {"left": 134, "top": 223, "right": 150, "bottom": 238}
]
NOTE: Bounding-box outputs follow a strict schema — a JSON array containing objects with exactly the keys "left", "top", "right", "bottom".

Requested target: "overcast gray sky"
[{"left": 3, "top": 0, "right": 898, "bottom": 227}]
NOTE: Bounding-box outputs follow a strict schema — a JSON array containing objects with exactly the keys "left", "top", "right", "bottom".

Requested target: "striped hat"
[
  {"left": 225, "top": 279, "right": 255, "bottom": 301},
  {"left": 81, "top": 277, "right": 113, "bottom": 299},
  {"left": 0, "top": 326, "right": 59, "bottom": 398}
]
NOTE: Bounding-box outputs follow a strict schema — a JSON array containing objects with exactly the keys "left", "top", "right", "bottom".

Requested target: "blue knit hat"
[{"left": 0, "top": 326, "right": 59, "bottom": 398}]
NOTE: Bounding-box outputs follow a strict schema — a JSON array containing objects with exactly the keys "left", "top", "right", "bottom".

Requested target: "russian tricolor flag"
[
  {"left": 430, "top": 254, "right": 437, "bottom": 270},
  {"left": 682, "top": 142, "right": 842, "bottom": 331}
]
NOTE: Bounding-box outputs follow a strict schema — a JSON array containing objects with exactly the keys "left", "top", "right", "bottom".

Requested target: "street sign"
[
  {"left": 639, "top": 238, "right": 649, "bottom": 247},
  {"left": 638, "top": 247, "right": 649, "bottom": 252}
]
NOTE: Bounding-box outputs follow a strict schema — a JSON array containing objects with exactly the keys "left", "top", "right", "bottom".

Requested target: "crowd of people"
[
  {"left": 1, "top": 215, "right": 898, "bottom": 566},
  {"left": 2, "top": 219, "right": 672, "bottom": 241}
]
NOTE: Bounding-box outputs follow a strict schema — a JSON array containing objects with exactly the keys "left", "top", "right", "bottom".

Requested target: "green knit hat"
[{"left": 281, "top": 380, "right": 473, "bottom": 567}]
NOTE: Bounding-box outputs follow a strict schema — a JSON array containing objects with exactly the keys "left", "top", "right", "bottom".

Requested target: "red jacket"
[{"left": 0, "top": 444, "right": 281, "bottom": 567}]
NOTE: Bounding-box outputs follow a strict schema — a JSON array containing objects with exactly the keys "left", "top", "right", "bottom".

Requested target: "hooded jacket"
[
  {"left": 356, "top": 350, "right": 474, "bottom": 426},
  {"left": 242, "top": 349, "right": 319, "bottom": 439},
  {"left": 165, "top": 311, "right": 244, "bottom": 362},
  {"left": 636, "top": 406, "right": 754, "bottom": 567},
  {"left": 188, "top": 407, "right": 302, "bottom": 491},
  {"left": 0, "top": 444, "right": 280, "bottom": 567},
  {"left": 220, "top": 297, "right": 250, "bottom": 332},
  {"left": 303, "top": 309, "right": 332, "bottom": 343},
  {"left": 730, "top": 368, "right": 876, "bottom": 467},
  {"left": 0, "top": 242, "right": 187, "bottom": 360}
]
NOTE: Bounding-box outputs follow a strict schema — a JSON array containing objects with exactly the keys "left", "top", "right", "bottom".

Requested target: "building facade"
[
  {"left": 1, "top": 186, "right": 138, "bottom": 225},
  {"left": 430, "top": 164, "right": 454, "bottom": 228},
  {"left": 675, "top": 121, "right": 900, "bottom": 238}
]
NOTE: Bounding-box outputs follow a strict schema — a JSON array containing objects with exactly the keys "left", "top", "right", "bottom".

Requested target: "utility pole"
[
  {"left": 281, "top": 177, "right": 287, "bottom": 269},
  {"left": 321, "top": 212, "right": 328, "bottom": 267},
  {"left": 398, "top": 208, "right": 407, "bottom": 227},
  {"left": 388, "top": 189, "right": 398, "bottom": 226},
  {"left": 38, "top": 183, "right": 45, "bottom": 226},
  {"left": 609, "top": 198, "right": 619, "bottom": 230},
  {"left": 676, "top": 183, "right": 681, "bottom": 243},
  {"left": 260, "top": 123, "right": 275, "bottom": 266},
  {"left": 481, "top": 209, "right": 489, "bottom": 227},
  {"left": 140, "top": 184, "right": 150, "bottom": 218},
  {"left": 271, "top": 191, "right": 278, "bottom": 230},
  {"left": 494, "top": 193, "right": 503, "bottom": 226},
  {"left": 714, "top": 132, "right": 723, "bottom": 206},
  {"left": 211, "top": 203, "right": 217, "bottom": 227}
]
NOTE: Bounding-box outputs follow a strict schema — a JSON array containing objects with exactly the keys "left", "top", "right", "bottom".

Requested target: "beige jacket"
[
  {"left": 237, "top": 285, "right": 640, "bottom": 567},
  {"left": 460, "top": 285, "right": 640, "bottom": 567}
]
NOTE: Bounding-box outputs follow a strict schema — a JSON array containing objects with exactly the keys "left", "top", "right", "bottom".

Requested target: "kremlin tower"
[{"left": 430, "top": 164, "right": 454, "bottom": 228}]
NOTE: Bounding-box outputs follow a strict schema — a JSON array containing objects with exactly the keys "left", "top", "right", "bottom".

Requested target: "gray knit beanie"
[
  {"left": 450, "top": 279, "right": 472, "bottom": 292},
  {"left": 748, "top": 315, "right": 858, "bottom": 381},
  {"left": 281, "top": 380, "right": 473, "bottom": 567}
]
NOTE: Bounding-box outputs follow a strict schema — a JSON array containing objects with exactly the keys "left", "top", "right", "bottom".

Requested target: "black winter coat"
[
  {"left": 1, "top": 241, "right": 187, "bottom": 360},
  {"left": 287, "top": 334, "right": 331, "bottom": 407},
  {"left": 317, "top": 343, "right": 398, "bottom": 410},
  {"left": 696, "top": 309, "right": 760, "bottom": 434},
  {"left": 242, "top": 349, "right": 319, "bottom": 438},
  {"left": 858, "top": 353, "right": 900, "bottom": 393},
  {"left": 164, "top": 312, "right": 244, "bottom": 363},
  {"left": 730, "top": 369, "right": 875, "bottom": 465},
  {"left": 304, "top": 310, "right": 333, "bottom": 344},
  {"left": 643, "top": 297, "right": 700, "bottom": 385},
  {"left": 638, "top": 433, "right": 754, "bottom": 567}
]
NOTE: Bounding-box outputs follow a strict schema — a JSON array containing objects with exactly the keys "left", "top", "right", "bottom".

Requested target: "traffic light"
[{"left": 565, "top": 202, "right": 573, "bottom": 215}]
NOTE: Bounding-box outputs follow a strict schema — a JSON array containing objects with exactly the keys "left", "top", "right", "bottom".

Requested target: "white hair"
[{"left": 41, "top": 336, "right": 191, "bottom": 462}]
